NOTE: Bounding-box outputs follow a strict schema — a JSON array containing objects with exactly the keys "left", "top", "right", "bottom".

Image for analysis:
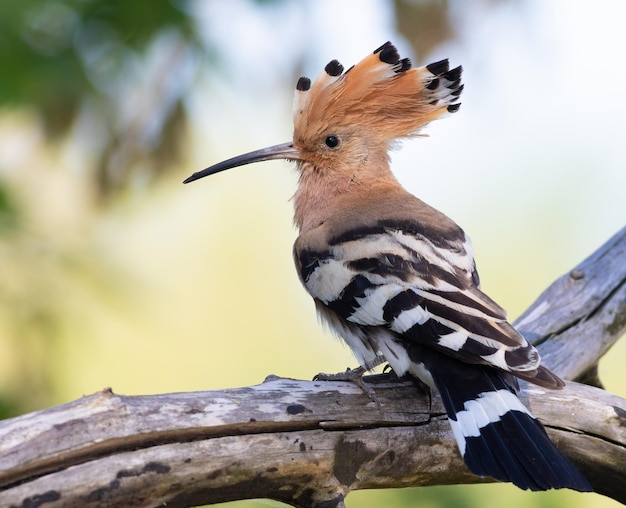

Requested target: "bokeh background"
[{"left": 0, "top": 0, "right": 624, "bottom": 507}]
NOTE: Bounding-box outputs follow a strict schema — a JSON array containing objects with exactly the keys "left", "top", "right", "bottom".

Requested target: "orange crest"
[{"left": 292, "top": 42, "right": 463, "bottom": 145}]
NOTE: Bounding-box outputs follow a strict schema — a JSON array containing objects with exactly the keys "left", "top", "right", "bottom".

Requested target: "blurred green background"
[{"left": 0, "top": 0, "right": 624, "bottom": 506}]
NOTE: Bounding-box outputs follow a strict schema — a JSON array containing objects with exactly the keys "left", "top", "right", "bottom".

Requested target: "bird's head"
[{"left": 183, "top": 42, "right": 462, "bottom": 184}]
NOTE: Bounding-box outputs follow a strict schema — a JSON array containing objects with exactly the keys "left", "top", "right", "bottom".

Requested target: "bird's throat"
[{"left": 292, "top": 160, "right": 399, "bottom": 233}]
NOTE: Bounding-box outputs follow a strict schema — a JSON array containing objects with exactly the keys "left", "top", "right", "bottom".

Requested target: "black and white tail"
[{"left": 409, "top": 344, "right": 592, "bottom": 491}]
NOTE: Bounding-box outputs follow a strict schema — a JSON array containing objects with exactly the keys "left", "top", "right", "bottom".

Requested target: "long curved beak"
[{"left": 183, "top": 142, "right": 300, "bottom": 184}]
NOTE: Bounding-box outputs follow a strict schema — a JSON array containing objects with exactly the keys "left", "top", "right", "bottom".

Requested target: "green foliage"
[
  {"left": 0, "top": 0, "right": 194, "bottom": 133},
  {"left": 0, "top": 182, "right": 19, "bottom": 232},
  {"left": 0, "top": 0, "right": 200, "bottom": 199}
]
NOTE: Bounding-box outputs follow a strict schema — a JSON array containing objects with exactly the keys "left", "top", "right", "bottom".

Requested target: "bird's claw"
[{"left": 314, "top": 366, "right": 381, "bottom": 409}]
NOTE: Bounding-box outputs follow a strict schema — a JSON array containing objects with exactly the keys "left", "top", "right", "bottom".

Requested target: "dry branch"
[{"left": 1, "top": 226, "right": 625, "bottom": 508}]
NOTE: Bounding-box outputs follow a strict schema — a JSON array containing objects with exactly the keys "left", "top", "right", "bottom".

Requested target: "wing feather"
[{"left": 296, "top": 225, "right": 548, "bottom": 381}]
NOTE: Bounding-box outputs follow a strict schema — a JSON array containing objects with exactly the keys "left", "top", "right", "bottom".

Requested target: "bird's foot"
[{"left": 314, "top": 366, "right": 381, "bottom": 409}]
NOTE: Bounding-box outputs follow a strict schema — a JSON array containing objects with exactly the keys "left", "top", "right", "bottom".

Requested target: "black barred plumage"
[
  {"left": 295, "top": 220, "right": 538, "bottom": 376},
  {"left": 184, "top": 42, "right": 592, "bottom": 492}
]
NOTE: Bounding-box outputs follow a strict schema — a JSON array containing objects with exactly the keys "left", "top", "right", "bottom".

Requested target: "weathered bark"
[{"left": 0, "top": 226, "right": 625, "bottom": 508}]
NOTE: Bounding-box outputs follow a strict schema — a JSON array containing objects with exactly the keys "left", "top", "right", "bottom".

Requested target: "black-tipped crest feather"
[
  {"left": 426, "top": 59, "right": 450, "bottom": 76},
  {"left": 377, "top": 42, "right": 401, "bottom": 64},
  {"left": 325, "top": 59, "right": 344, "bottom": 77},
  {"left": 296, "top": 77, "right": 311, "bottom": 91},
  {"left": 291, "top": 43, "right": 464, "bottom": 143}
]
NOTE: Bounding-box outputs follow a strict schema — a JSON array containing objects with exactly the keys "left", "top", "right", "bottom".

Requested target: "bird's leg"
[
  {"left": 314, "top": 366, "right": 380, "bottom": 408},
  {"left": 313, "top": 356, "right": 386, "bottom": 408}
]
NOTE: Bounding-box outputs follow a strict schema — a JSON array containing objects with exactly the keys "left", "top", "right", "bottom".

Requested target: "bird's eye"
[{"left": 324, "top": 135, "right": 340, "bottom": 149}]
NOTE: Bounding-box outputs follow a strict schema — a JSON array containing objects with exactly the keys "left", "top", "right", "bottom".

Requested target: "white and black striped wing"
[{"left": 295, "top": 220, "right": 560, "bottom": 387}]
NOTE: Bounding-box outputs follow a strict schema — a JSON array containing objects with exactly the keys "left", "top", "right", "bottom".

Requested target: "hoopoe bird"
[{"left": 184, "top": 42, "right": 591, "bottom": 492}]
